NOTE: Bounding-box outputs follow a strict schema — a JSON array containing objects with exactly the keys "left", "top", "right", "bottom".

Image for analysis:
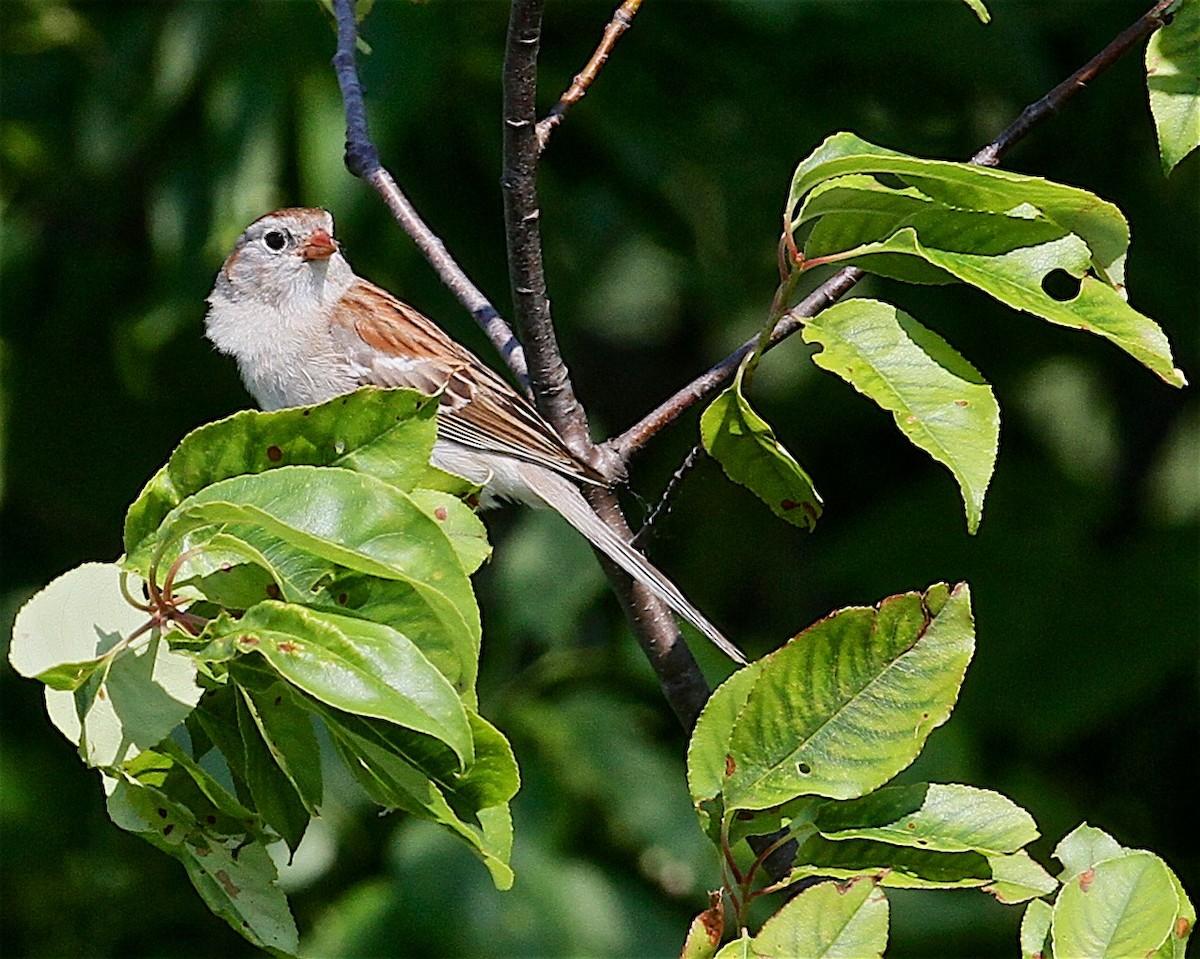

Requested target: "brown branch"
[
  {"left": 536, "top": 0, "right": 644, "bottom": 151},
  {"left": 609, "top": 267, "right": 862, "bottom": 463},
  {"left": 502, "top": 0, "right": 596, "bottom": 454},
  {"left": 972, "top": 0, "right": 1179, "bottom": 166},
  {"left": 608, "top": 0, "right": 1176, "bottom": 465},
  {"left": 586, "top": 487, "right": 716, "bottom": 730},
  {"left": 329, "top": 0, "right": 530, "bottom": 388},
  {"left": 503, "top": 0, "right": 716, "bottom": 725}
]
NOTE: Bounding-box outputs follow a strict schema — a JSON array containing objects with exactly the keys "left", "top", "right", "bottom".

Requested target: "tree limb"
[
  {"left": 501, "top": 0, "right": 595, "bottom": 455},
  {"left": 607, "top": 0, "right": 1178, "bottom": 466},
  {"left": 502, "top": 0, "right": 715, "bottom": 726}
]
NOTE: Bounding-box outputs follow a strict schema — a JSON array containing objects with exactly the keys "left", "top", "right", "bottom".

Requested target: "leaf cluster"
[{"left": 10, "top": 389, "right": 519, "bottom": 951}]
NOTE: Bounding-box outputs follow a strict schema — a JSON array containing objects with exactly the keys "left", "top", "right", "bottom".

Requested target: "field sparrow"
[{"left": 205, "top": 208, "right": 745, "bottom": 664}]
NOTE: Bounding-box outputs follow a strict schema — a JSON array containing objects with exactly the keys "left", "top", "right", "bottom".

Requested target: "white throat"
[{"left": 206, "top": 253, "right": 359, "bottom": 411}]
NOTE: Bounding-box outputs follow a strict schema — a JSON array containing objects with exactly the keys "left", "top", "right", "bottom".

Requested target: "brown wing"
[{"left": 332, "top": 280, "right": 606, "bottom": 486}]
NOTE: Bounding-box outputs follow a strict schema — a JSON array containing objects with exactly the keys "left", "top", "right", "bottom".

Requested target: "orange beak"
[{"left": 300, "top": 228, "right": 338, "bottom": 261}]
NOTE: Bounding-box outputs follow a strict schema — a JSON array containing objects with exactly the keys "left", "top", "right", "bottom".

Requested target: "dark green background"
[{"left": 2, "top": 1, "right": 1196, "bottom": 956}]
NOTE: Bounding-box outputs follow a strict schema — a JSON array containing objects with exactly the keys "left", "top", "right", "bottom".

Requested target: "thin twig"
[
  {"left": 608, "top": 267, "right": 861, "bottom": 463},
  {"left": 329, "top": 0, "right": 531, "bottom": 388},
  {"left": 632, "top": 442, "right": 706, "bottom": 546},
  {"left": 973, "top": 0, "right": 1179, "bottom": 166},
  {"left": 608, "top": 0, "right": 1176, "bottom": 466},
  {"left": 536, "top": 0, "right": 643, "bottom": 151}
]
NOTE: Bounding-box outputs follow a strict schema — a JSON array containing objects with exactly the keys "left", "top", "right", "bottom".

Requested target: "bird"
[{"left": 205, "top": 207, "right": 746, "bottom": 664}]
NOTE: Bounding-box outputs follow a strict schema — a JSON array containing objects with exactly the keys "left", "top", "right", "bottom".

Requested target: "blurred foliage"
[{"left": 1, "top": 1, "right": 1196, "bottom": 956}]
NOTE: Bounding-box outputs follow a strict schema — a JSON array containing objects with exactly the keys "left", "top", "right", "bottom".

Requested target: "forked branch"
[
  {"left": 330, "top": 0, "right": 531, "bottom": 389},
  {"left": 607, "top": 0, "right": 1180, "bottom": 466}
]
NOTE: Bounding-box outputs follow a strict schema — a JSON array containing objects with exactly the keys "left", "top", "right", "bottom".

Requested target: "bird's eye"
[{"left": 262, "top": 230, "right": 288, "bottom": 252}]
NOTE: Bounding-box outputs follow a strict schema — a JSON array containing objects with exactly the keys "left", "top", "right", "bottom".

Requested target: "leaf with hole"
[
  {"left": 107, "top": 753, "right": 298, "bottom": 956},
  {"left": 786, "top": 134, "right": 1185, "bottom": 386},
  {"left": 711, "top": 583, "right": 974, "bottom": 812}
]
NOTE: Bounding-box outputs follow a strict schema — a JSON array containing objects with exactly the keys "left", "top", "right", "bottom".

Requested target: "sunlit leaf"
[
  {"left": 1052, "top": 852, "right": 1177, "bottom": 959},
  {"left": 1146, "top": 0, "right": 1200, "bottom": 175},
  {"left": 709, "top": 583, "right": 974, "bottom": 812},
  {"left": 1020, "top": 899, "right": 1054, "bottom": 959},
  {"left": 107, "top": 758, "right": 298, "bottom": 956},
  {"left": 124, "top": 387, "right": 444, "bottom": 566},
  {"left": 960, "top": 0, "right": 990, "bottom": 23},
  {"left": 814, "top": 783, "right": 1038, "bottom": 855},
  {"left": 786, "top": 134, "right": 1187, "bottom": 386},
  {"left": 752, "top": 877, "right": 888, "bottom": 958},
  {"left": 211, "top": 601, "right": 473, "bottom": 768},
  {"left": 982, "top": 851, "right": 1057, "bottom": 904},
  {"left": 9, "top": 563, "right": 201, "bottom": 767},
  {"left": 802, "top": 299, "right": 998, "bottom": 532},
  {"left": 700, "top": 362, "right": 822, "bottom": 530}
]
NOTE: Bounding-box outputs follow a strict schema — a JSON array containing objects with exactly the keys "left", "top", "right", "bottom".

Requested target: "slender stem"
[
  {"left": 536, "top": 0, "right": 644, "bottom": 151},
  {"left": 329, "top": 0, "right": 531, "bottom": 389},
  {"left": 609, "top": 0, "right": 1176, "bottom": 465},
  {"left": 632, "top": 442, "right": 705, "bottom": 546},
  {"left": 608, "top": 267, "right": 861, "bottom": 463}
]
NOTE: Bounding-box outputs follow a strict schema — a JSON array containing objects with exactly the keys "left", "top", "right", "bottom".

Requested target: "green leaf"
[
  {"left": 409, "top": 488, "right": 492, "bottom": 574},
  {"left": 960, "top": 0, "right": 990, "bottom": 23},
  {"left": 717, "top": 583, "right": 974, "bottom": 811},
  {"left": 814, "top": 783, "right": 1038, "bottom": 855},
  {"left": 1021, "top": 899, "right": 1054, "bottom": 959},
  {"left": 752, "top": 877, "right": 888, "bottom": 958},
  {"left": 319, "top": 705, "right": 517, "bottom": 888},
  {"left": 802, "top": 299, "right": 999, "bottom": 533},
  {"left": 124, "top": 387, "right": 443, "bottom": 563},
  {"left": 787, "top": 831, "right": 991, "bottom": 890},
  {"left": 786, "top": 134, "right": 1186, "bottom": 385},
  {"left": 680, "top": 897, "right": 724, "bottom": 959},
  {"left": 9, "top": 562, "right": 202, "bottom": 767},
  {"left": 789, "top": 133, "right": 1132, "bottom": 284},
  {"left": 232, "top": 686, "right": 319, "bottom": 849},
  {"left": 238, "top": 679, "right": 323, "bottom": 813},
  {"left": 713, "top": 932, "right": 753, "bottom": 959},
  {"left": 211, "top": 601, "right": 473, "bottom": 768},
  {"left": 982, "top": 851, "right": 1058, "bottom": 904},
  {"left": 1054, "top": 822, "right": 1127, "bottom": 883},
  {"left": 32, "top": 658, "right": 108, "bottom": 692},
  {"left": 151, "top": 463, "right": 481, "bottom": 648},
  {"left": 700, "top": 362, "right": 822, "bottom": 530},
  {"left": 107, "top": 761, "right": 298, "bottom": 956},
  {"left": 1147, "top": 0, "right": 1200, "bottom": 175},
  {"left": 829, "top": 229, "right": 1181, "bottom": 387},
  {"left": 687, "top": 662, "right": 765, "bottom": 807},
  {"left": 185, "top": 526, "right": 478, "bottom": 699},
  {"left": 1052, "top": 852, "right": 1178, "bottom": 959},
  {"left": 1049, "top": 824, "right": 1194, "bottom": 959}
]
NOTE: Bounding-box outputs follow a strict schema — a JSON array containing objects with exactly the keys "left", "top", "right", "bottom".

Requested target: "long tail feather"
[{"left": 518, "top": 464, "right": 747, "bottom": 665}]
